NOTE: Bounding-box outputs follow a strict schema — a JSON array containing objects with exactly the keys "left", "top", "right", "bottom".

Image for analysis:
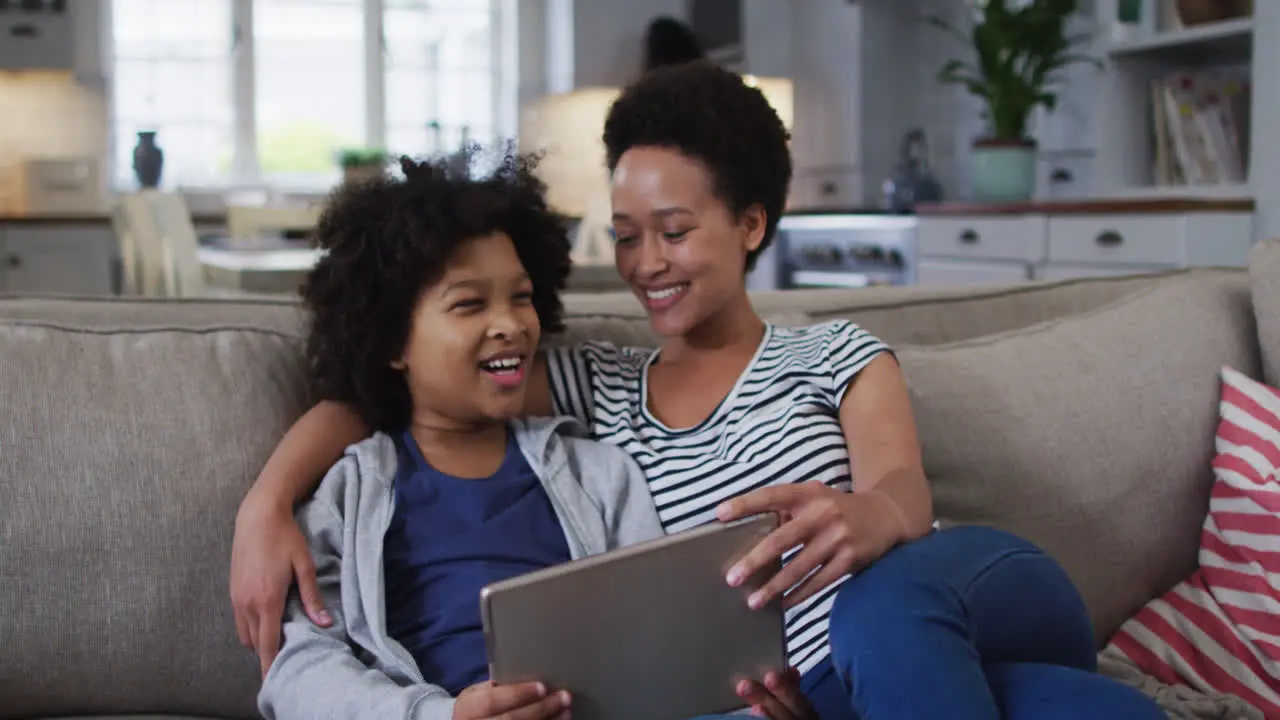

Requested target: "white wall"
[
  {"left": 783, "top": 0, "right": 977, "bottom": 208},
  {"left": 572, "top": 0, "right": 687, "bottom": 88},
  {"left": 913, "top": 0, "right": 985, "bottom": 202},
  {"left": 518, "top": 0, "right": 687, "bottom": 100}
]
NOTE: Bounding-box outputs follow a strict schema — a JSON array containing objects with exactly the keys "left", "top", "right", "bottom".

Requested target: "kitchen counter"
[
  {"left": 915, "top": 197, "right": 1255, "bottom": 216},
  {"left": 0, "top": 212, "right": 222, "bottom": 297},
  {"left": 0, "top": 211, "right": 228, "bottom": 225}
]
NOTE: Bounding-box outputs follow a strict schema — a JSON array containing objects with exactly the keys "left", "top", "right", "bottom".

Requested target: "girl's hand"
[
  {"left": 453, "top": 681, "right": 571, "bottom": 720},
  {"left": 717, "top": 481, "right": 905, "bottom": 609},
  {"left": 230, "top": 495, "right": 331, "bottom": 676},
  {"left": 737, "top": 668, "right": 815, "bottom": 720}
]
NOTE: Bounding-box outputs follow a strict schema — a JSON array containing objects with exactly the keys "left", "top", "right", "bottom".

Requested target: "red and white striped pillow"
[{"left": 1107, "top": 366, "right": 1280, "bottom": 714}]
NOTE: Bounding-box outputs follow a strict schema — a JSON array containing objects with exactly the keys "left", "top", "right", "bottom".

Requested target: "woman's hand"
[
  {"left": 454, "top": 681, "right": 571, "bottom": 720},
  {"left": 737, "top": 668, "right": 815, "bottom": 720},
  {"left": 717, "top": 482, "right": 906, "bottom": 609},
  {"left": 230, "top": 493, "right": 332, "bottom": 676}
]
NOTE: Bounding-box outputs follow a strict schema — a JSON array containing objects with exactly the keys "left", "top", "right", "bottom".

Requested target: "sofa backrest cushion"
[
  {"left": 895, "top": 270, "right": 1261, "bottom": 645},
  {"left": 1250, "top": 240, "right": 1280, "bottom": 387},
  {"left": 0, "top": 314, "right": 311, "bottom": 719},
  {"left": 565, "top": 271, "right": 1174, "bottom": 347}
]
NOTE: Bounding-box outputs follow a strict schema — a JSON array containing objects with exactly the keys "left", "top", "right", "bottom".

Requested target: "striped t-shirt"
[{"left": 546, "top": 319, "right": 890, "bottom": 674}]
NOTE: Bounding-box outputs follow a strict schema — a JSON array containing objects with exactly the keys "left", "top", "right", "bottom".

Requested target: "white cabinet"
[
  {"left": 917, "top": 203, "right": 1255, "bottom": 286},
  {"left": 1046, "top": 214, "right": 1187, "bottom": 266},
  {"left": 917, "top": 216, "right": 1047, "bottom": 263},
  {"left": 1088, "top": 1, "right": 1280, "bottom": 240},
  {"left": 914, "top": 214, "right": 1043, "bottom": 287},
  {"left": 0, "top": 224, "right": 116, "bottom": 296},
  {"left": 0, "top": 1, "right": 74, "bottom": 71},
  {"left": 1045, "top": 212, "right": 1255, "bottom": 267}
]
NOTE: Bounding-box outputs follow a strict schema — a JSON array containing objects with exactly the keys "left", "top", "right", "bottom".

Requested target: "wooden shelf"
[{"left": 1107, "top": 18, "right": 1253, "bottom": 63}]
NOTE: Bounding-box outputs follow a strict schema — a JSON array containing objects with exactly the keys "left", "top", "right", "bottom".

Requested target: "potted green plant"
[
  {"left": 929, "top": 0, "right": 1098, "bottom": 202},
  {"left": 338, "top": 147, "right": 389, "bottom": 185}
]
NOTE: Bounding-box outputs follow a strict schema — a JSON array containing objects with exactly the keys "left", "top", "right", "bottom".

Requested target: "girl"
[{"left": 258, "top": 153, "right": 665, "bottom": 720}]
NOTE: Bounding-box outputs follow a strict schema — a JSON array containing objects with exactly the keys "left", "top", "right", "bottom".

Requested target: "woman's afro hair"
[
  {"left": 602, "top": 60, "right": 791, "bottom": 272},
  {"left": 300, "top": 147, "right": 572, "bottom": 432}
]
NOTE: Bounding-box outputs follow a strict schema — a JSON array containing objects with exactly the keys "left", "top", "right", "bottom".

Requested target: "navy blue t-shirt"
[{"left": 382, "top": 427, "right": 572, "bottom": 695}]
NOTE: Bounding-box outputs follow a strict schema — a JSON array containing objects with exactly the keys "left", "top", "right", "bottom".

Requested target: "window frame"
[{"left": 107, "top": 0, "right": 516, "bottom": 193}]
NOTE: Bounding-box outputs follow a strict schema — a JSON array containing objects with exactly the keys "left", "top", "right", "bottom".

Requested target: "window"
[
  {"left": 384, "top": 0, "right": 496, "bottom": 159},
  {"left": 110, "top": 0, "right": 510, "bottom": 191},
  {"left": 111, "top": 0, "right": 235, "bottom": 188}
]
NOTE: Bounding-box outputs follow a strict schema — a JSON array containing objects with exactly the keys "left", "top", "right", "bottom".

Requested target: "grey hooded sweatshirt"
[{"left": 258, "top": 416, "right": 666, "bottom": 720}]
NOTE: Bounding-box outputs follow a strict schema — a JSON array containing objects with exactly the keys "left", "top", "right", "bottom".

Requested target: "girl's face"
[
  {"left": 393, "top": 232, "right": 540, "bottom": 430},
  {"left": 609, "top": 146, "right": 766, "bottom": 339}
]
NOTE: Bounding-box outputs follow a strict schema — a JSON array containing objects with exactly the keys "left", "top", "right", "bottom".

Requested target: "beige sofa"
[{"left": 3, "top": 241, "right": 1279, "bottom": 720}]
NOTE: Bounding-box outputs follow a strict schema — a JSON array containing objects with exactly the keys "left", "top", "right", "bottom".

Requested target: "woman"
[
  {"left": 643, "top": 16, "right": 704, "bottom": 71},
  {"left": 231, "top": 61, "right": 1163, "bottom": 719}
]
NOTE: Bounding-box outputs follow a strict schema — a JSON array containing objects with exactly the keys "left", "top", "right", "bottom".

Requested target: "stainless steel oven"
[{"left": 776, "top": 212, "right": 918, "bottom": 289}]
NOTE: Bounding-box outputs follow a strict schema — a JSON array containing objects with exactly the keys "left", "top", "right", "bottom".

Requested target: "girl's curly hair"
[{"left": 301, "top": 147, "right": 572, "bottom": 432}]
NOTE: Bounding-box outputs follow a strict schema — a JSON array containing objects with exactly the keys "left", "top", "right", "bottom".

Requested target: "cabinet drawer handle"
[
  {"left": 5, "top": 255, "right": 21, "bottom": 269},
  {"left": 10, "top": 24, "right": 39, "bottom": 38},
  {"left": 958, "top": 229, "right": 979, "bottom": 244},
  {"left": 1095, "top": 230, "right": 1124, "bottom": 247}
]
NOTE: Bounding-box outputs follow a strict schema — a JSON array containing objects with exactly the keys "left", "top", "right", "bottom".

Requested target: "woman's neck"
[
  {"left": 660, "top": 293, "right": 765, "bottom": 366},
  {"left": 408, "top": 414, "right": 510, "bottom": 479}
]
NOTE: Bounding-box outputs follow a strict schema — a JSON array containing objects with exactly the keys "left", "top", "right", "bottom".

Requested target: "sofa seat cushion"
[
  {"left": 895, "top": 270, "right": 1262, "bottom": 645},
  {"left": 1106, "top": 366, "right": 1280, "bottom": 716}
]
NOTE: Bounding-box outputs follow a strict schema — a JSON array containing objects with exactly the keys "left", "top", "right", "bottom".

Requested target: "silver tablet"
[{"left": 480, "top": 513, "right": 786, "bottom": 720}]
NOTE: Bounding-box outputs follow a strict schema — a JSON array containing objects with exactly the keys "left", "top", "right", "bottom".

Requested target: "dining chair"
[
  {"left": 144, "top": 191, "right": 207, "bottom": 297},
  {"left": 109, "top": 202, "right": 139, "bottom": 295},
  {"left": 120, "top": 193, "right": 171, "bottom": 296},
  {"left": 119, "top": 191, "right": 207, "bottom": 297}
]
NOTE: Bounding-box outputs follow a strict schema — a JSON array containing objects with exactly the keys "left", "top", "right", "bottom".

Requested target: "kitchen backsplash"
[{"left": 0, "top": 72, "right": 106, "bottom": 213}]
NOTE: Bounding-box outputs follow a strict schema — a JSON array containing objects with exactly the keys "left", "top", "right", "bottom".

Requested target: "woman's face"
[{"left": 610, "top": 146, "right": 766, "bottom": 338}]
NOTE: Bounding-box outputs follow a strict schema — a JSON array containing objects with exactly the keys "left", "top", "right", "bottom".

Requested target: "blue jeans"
[{"left": 698, "top": 526, "right": 1165, "bottom": 719}]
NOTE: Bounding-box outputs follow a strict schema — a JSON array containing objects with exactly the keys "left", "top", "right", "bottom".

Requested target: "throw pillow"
[{"left": 1106, "top": 366, "right": 1280, "bottom": 715}]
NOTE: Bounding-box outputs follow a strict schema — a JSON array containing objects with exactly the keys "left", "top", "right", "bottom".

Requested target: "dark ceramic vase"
[{"left": 132, "top": 131, "right": 164, "bottom": 188}]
